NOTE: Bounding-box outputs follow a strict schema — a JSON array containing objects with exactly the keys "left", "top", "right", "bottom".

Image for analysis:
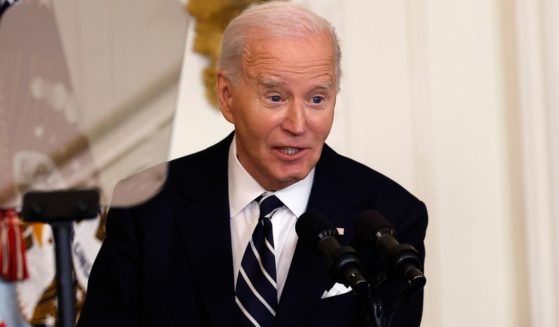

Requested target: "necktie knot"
[{"left": 256, "top": 194, "right": 283, "bottom": 221}]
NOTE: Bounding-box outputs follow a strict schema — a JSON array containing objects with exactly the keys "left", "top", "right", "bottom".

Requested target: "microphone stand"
[
  {"left": 363, "top": 270, "right": 426, "bottom": 327},
  {"left": 22, "top": 189, "right": 100, "bottom": 327},
  {"left": 354, "top": 281, "right": 386, "bottom": 327}
]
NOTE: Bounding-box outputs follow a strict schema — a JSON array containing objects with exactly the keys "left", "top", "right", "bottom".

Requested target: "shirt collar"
[{"left": 228, "top": 135, "right": 314, "bottom": 218}]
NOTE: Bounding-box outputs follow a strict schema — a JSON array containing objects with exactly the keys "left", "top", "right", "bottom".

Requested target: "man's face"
[{"left": 217, "top": 31, "right": 337, "bottom": 191}]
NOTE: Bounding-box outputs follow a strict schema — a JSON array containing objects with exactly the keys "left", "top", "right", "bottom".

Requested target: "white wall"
[{"left": 170, "top": 0, "right": 559, "bottom": 326}]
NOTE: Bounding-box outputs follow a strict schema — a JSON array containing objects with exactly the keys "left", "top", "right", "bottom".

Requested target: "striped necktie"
[{"left": 235, "top": 193, "right": 283, "bottom": 327}]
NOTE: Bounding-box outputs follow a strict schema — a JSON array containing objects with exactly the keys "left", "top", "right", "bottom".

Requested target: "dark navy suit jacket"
[{"left": 78, "top": 133, "right": 428, "bottom": 326}]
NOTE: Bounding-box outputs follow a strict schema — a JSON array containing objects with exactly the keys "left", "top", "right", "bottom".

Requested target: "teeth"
[{"left": 280, "top": 147, "right": 298, "bottom": 155}]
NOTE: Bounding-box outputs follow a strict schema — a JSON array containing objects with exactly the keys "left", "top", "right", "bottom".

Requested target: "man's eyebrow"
[
  {"left": 314, "top": 81, "right": 333, "bottom": 90},
  {"left": 258, "top": 80, "right": 334, "bottom": 90},
  {"left": 259, "top": 79, "right": 282, "bottom": 88}
]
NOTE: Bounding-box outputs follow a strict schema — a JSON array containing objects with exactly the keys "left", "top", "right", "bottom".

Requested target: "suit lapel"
[{"left": 173, "top": 134, "right": 236, "bottom": 327}]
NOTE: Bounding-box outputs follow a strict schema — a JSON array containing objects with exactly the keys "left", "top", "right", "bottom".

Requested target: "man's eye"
[
  {"left": 311, "top": 96, "right": 324, "bottom": 104},
  {"left": 270, "top": 95, "right": 282, "bottom": 102}
]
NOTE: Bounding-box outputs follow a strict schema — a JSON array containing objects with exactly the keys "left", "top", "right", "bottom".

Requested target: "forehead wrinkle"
[
  {"left": 249, "top": 63, "right": 335, "bottom": 86},
  {"left": 279, "top": 62, "right": 334, "bottom": 80},
  {"left": 249, "top": 54, "right": 334, "bottom": 71},
  {"left": 242, "top": 46, "right": 334, "bottom": 76},
  {"left": 241, "top": 45, "right": 280, "bottom": 76}
]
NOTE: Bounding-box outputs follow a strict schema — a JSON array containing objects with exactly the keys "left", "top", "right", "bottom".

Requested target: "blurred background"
[{"left": 1, "top": 0, "right": 558, "bottom": 326}]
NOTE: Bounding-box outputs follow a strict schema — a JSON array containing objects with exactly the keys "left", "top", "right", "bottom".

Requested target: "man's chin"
[{"left": 273, "top": 171, "right": 311, "bottom": 189}]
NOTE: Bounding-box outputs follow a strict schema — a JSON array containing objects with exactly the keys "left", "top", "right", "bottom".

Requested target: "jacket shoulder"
[
  {"left": 318, "top": 145, "right": 420, "bottom": 203},
  {"left": 167, "top": 133, "right": 232, "bottom": 179}
]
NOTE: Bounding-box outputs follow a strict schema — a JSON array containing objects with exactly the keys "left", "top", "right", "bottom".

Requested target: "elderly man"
[{"left": 78, "top": 2, "right": 427, "bottom": 327}]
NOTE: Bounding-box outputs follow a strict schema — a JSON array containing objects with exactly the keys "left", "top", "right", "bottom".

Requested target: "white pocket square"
[{"left": 321, "top": 282, "right": 352, "bottom": 299}]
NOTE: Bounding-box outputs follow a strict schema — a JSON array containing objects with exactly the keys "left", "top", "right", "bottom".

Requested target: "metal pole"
[{"left": 52, "top": 222, "right": 75, "bottom": 327}]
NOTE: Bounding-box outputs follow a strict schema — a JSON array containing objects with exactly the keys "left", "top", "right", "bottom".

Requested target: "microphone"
[
  {"left": 353, "top": 210, "right": 426, "bottom": 292},
  {"left": 296, "top": 212, "right": 368, "bottom": 289}
]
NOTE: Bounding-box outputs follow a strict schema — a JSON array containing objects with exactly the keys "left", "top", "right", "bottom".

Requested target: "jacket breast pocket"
[{"left": 307, "top": 292, "right": 360, "bottom": 327}]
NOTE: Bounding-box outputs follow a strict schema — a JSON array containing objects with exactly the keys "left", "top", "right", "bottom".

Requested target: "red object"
[
  {"left": 0, "top": 209, "right": 28, "bottom": 281},
  {"left": 0, "top": 210, "right": 6, "bottom": 277},
  {"left": 0, "top": 320, "right": 7, "bottom": 327}
]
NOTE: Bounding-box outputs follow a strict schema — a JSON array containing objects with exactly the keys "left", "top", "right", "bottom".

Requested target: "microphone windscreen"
[
  {"left": 296, "top": 212, "right": 335, "bottom": 249},
  {"left": 353, "top": 210, "right": 394, "bottom": 247}
]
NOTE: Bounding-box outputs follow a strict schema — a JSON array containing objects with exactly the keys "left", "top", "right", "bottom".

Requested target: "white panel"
[
  {"left": 542, "top": 3, "right": 559, "bottom": 323},
  {"left": 515, "top": 0, "right": 559, "bottom": 325}
]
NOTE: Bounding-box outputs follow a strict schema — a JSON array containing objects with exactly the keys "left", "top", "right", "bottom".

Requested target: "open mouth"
[{"left": 279, "top": 147, "right": 300, "bottom": 155}]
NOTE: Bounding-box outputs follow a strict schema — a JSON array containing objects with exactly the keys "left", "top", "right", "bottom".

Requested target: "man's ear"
[{"left": 216, "top": 72, "right": 235, "bottom": 124}]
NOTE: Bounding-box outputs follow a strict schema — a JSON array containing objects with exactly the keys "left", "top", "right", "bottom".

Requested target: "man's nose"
[{"left": 282, "top": 101, "right": 306, "bottom": 135}]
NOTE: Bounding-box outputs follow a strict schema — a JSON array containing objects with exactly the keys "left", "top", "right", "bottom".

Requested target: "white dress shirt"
[{"left": 228, "top": 136, "right": 314, "bottom": 299}]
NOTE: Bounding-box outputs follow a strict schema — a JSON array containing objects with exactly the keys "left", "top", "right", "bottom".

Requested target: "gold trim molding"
[{"left": 186, "top": 0, "right": 269, "bottom": 107}]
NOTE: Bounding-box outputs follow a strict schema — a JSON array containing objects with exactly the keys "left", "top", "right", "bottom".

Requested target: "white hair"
[{"left": 217, "top": 1, "right": 342, "bottom": 86}]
